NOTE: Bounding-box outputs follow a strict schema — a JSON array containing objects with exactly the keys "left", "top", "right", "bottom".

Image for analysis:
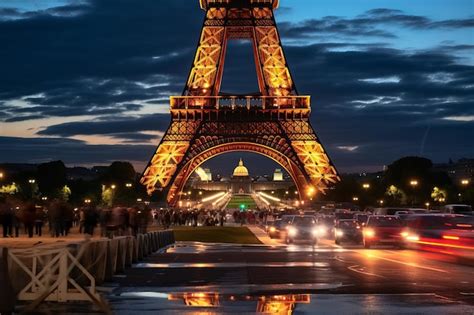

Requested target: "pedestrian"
[
  {"left": 22, "top": 202, "right": 36, "bottom": 238},
  {"left": 83, "top": 205, "right": 98, "bottom": 236},
  {"left": 34, "top": 206, "right": 46, "bottom": 236},
  {"left": 0, "top": 196, "right": 13, "bottom": 238}
]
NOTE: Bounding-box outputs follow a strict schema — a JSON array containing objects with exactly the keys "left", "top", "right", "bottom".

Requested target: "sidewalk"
[{"left": 246, "top": 225, "right": 280, "bottom": 246}]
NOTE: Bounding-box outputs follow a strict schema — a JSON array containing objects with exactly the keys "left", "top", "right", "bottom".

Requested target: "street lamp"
[
  {"left": 28, "top": 179, "right": 36, "bottom": 184},
  {"left": 84, "top": 199, "right": 91, "bottom": 204},
  {"left": 425, "top": 202, "right": 430, "bottom": 209},
  {"left": 125, "top": 183, "right": 133, "bottom": 188},
  {"left": 362, "top": 183, "right": 370, "bottom": 189},
  {"left": 0, "top": 172, "right": 4, "bottom": 179},
  {"left": 378, "top": 200, "right": 384, "bottom": 205},
  {"left": 136, "top": 198, "right": 142, "bottom": 202},
  {"left": 409, "top": 180, "right": 419, "bottom": 187},
  {"left": 353, "top": 196, "right": 359, "bottom": 202},
  {"left": 41, "top": 197, "right": 48, "bottom": 201},
  {"left": 199, "top": 191, "right": 203, "bottom": 195},
  {"left": 461, "top": 179, "right": 470, "bottom": 186},
  {"left": 111, "top": 184, "right": 116, "bottom": 189}
]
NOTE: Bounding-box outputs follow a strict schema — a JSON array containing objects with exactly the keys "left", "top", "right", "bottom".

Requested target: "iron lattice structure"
[{"left": 141, "top": 0, "right": 339, "bottom": 206}]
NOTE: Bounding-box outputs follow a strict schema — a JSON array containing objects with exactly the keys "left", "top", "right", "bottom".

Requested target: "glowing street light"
[
  {"left": 199, "top": 191, "right": 203, "bottom": 195},
  {"left": 353, "top": 196, "right": 359, "bottom": 202},
  {"left": 461, "top": 179, "right": 470, "bottom": 186},
  {"left": 378, "top": 200, "right": 384, "bottom": 205},
  {"left": 125, "top": 183, "right": 133, "bottom": 188},
  {"left": 111, "top": 184, "right": 116, "bottom": 189},
  {"left": 41, "top": 197, "right": 48, "bottom": 201},
  {"left": 84, "top": 199, "right": 91, "bottom": 204},
  {"left": 0, "top": 172, "right": 4, "bottom": 179},
  {"left": 285, "top": 191, "right": 289, "bottom": 195},
  {"left": 409, "top": 180, "right": 419, "bottom": 187},
  {"left": 362, "top": 183, "right": 370, "bottom": 189},
  {"left": 28, "top": 179, "right": 36, "bottom": 184},
  {"left": 136, "top": 198, "right": 143, "bottom": 202}
]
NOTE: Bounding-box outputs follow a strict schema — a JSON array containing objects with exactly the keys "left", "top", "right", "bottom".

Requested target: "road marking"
[
  {"left": 363, "top": 253, "right": 449, "bottom": 273},
  {"left": 347, "top": 264, "right": 385, "bottom": 278}
]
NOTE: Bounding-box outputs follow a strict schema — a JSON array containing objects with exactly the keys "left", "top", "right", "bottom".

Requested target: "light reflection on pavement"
[{"left": 108, "top": 240, "right": 474, "bottom": 314}]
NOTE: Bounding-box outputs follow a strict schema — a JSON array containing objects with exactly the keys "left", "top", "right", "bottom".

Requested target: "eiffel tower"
[{"left": 141, "top": 0, "right": 339, "bottom": 206}]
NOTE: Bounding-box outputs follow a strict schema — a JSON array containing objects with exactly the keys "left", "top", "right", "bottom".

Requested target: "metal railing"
[{"left": 170, "top": 95, "right": 310, "bottom": 111}]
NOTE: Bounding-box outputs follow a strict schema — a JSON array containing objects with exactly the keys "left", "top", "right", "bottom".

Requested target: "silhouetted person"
[
  {"left": 0, "top": 196, "right": 13, "bottom": 238},
  {"left": 83, "top": 205, "right": 98, "bottom": 236},
  {"left": 22, "top": 202, "right": 36, "bottom": 238},
  {"left": 34, "top": 206, "right": 46, "bottom": 236}
]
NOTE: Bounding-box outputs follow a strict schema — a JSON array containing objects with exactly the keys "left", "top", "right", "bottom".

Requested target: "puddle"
[{"left": 109, "top": 291, "right": 474, "bottom": 314}]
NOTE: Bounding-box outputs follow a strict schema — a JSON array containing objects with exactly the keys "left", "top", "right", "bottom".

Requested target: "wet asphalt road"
[{"left": 109, "top": 238, "right": 474, "bottom": 314}]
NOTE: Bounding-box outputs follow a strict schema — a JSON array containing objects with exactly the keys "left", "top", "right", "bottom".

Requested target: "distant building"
[
  {"left": 433, "top": 158, "right": 474, "bottom": 181},
  {"left": 273, "top": 169, "right": 283, "bottom": 181},
  {"left": 189, "top": 159, "right": 294, "bottom": 193}
]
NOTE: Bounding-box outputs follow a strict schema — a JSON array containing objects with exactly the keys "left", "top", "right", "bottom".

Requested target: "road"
[{"left": 109, "top": 235, "right": 474, "bottom": 314}]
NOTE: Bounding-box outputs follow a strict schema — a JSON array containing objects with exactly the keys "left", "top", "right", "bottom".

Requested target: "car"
[
  {"left": 285, "top": 215, "right": 319, "bottom": 245},
  {"left": 334, "top": 219, "right": 363, "bottom": 245},
  {"left": 354, "top": 213, "right": 369, "bottom": 227},
  {"left": 363, "top": 215, "right": 405, "bottom": 249},
  {"left": 334, "top": 212, "right": 355, "bottom": 224},
  {"left": 444, "top": 204, "right": 473, "bottom": 216},
  {"left": 267, "top": 219, "right": 283, "bottom": 239},
  {"left": 317, "top": 215, "right": 335, "bottom": 237},
  {"left": 403, "top": 214, "right": 471, "bottom": 241}
]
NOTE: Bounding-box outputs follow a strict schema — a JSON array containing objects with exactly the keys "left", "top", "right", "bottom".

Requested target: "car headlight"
[
  {"left": 269, "top": 227, "right": 276, "bottom": 233},
  {"left": 335, "top": 229, "right": 344, "bottom": 237},
  {"left": 288, "top": 227, "right": 297, "bottom": 237},
  {"left": 406, "top": 234, "right": 419, "bottom": 242},
  {"left": 364, "top": 228, "right": 375, "bottom": 238}
]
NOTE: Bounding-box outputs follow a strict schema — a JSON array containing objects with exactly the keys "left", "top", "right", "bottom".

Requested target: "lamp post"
[
  {"left": 125, "top": 183, "right": 133, "bottom": 188},
  {"left": 409, "top": 179, "right": 419, "bottom": 206},
  {"left": 362, "top": 183, "right": 370, "bottom": 190},
  {"left": 0, "top": 172, "right": 4, "bottom": 180}
]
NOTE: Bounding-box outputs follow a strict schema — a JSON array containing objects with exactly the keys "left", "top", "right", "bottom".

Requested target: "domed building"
[
  {"left": 189, "top": 158, "right": 294, "bottom": 194},
  {"left": 233, "top": 159, "right": 249, "bottom": 177},
  {"left": 231, "top": 159, "right": 252, "bottom": 193}
]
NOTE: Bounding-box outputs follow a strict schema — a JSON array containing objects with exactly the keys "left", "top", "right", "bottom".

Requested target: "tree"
[
  {"left": 385, "top": 185, "right": 406, "bottom": 206},
  {"left": 101, "top": 185, "right": 115, "bottom": 206},
  {"left": 37, "top": 161, "right": 67, "bottom": 197},
  {"left": 431, "top": 187, "right": 447, "bottom": 203},
  {"left": 101, "top": 161, "right": 136, "bottom": 184},
  {"left": 59, "top": 185, "right": 72, "bottom": 202},
  {"left": 0, "top": 182, "right": 19, "bottom": 195}
]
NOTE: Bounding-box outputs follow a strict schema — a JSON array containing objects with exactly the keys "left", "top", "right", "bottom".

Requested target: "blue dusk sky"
[{"left": 0, "top": 0, "right": 473, "bottom": 176}]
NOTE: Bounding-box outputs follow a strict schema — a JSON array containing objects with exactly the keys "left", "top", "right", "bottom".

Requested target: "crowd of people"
[
  {"left": 0, "top": 194, "right": 278, "bottom": 239},
  {"left": 0, "top": 195, "right": 153, "bottom": 238}
]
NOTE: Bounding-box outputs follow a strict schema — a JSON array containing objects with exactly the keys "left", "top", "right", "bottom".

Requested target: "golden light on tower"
[{"left": 140, "top": 0, "right": 340, "bottom": 206}]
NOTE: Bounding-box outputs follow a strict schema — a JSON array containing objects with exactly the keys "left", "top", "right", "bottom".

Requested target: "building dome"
[{"left": 233, "top": 159, "right": 249, "bottom": 177}]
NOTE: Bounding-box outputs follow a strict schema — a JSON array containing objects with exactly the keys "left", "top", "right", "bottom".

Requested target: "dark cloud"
[
  {"left": 0, "top": 0, "right": 200, "bottom": 121},
  {"left": 0, "top": 2, "right": 473, "bottom": 172},
  {"left": 37, "top": 113, "right": 170, "bottom": 137},
  {"left": 279, "top": 8, "right": 474, "bottom": 39},
  {"left": 0, "top": 136, "right": 154, "bottom": 170}
]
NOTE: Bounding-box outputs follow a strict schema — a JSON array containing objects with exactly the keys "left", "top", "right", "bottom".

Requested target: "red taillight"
[{"left": 442, "top": 235, "right": 460, "bottom": 240}]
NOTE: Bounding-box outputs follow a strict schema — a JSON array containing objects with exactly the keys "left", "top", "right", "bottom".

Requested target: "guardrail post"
[{"left": 0, "top": 248, "right": 15, "bottom": 314}]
